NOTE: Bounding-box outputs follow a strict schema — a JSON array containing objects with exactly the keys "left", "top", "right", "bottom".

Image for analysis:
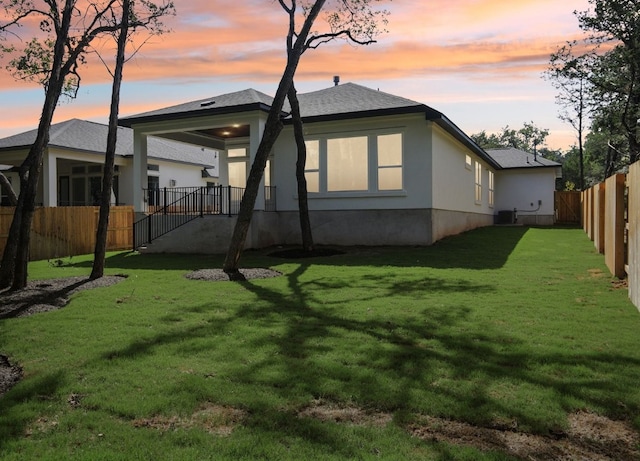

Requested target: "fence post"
[{"left": 227, "top": 185, "right": 232, "bottom": 217}]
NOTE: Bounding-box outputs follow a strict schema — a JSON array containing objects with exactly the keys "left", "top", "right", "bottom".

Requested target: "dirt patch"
[
  {"left": 409, "top": 411, "right": 640, "bottom": 460},
  {"left": 132, "top": 403, "right": 247, "bottom": 436},
  {"left": 298, "top": 399, "right": 393, "bottom": 427},
  {"left": 296, "top": 401, "right": 639, "bottom": 460},
  {"left": 0, "top": 354, "right": 23, "bottom": 397},
  {"left": 185, "top": 268, "right": 282, "bottom": 282}
]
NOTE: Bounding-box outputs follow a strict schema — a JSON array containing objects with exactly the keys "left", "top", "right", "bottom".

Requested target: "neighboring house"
[
  {"left": 487, "top": 147, "right": 561, "bottom": 226},
  {"left": 118, "top": 82, "right": 561, "bottom": 254},
  {"left": 0, "top": 118, "right": 219, "bottom": 207}
]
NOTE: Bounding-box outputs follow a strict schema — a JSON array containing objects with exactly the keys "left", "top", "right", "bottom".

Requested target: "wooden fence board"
[
  {"left": 594, "top": 183, "right": 606, "bottom": 253},
  {"left": 629, "top": 162, "right": 640, "bottom": 310},
  {"left": 0, "top": 206, "right": 133, "bottom": 261},
  {"left": 604, "top": 174, "right": 626, "bottom": 279}
]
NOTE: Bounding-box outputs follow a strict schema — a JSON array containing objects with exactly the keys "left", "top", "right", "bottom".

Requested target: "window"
[
  {"left": 475, "top": 161, "right": 482, "bottom": 203},
  {"left": 304, "top": 132, "right": 403, "bottom": 194},
  {"left": 304, "top": 140, "right": 320, "bottom": 193},
  {"left": 377, "top": 133, "right": 402, "bottom": 190},
  {"left": 488, "top": 171, "right": 494, "bottom": 208},
  {"left": 147, "top": 164, "right": 159, "bottom": 171},
  {"left": 327, "top": 136, "right": 368, "bottom": 191},
  {"left": 227, "top": 146, "right": 248, "bottom": 188},
  {"left": 147, "top": 176, "right": 160, "bottom": 206},
  {"left": 227, "top": 148, "right": 246, "bottom": 158},
  {"left": 465, "top": 154, "right": 472, "bottom": 170},
  {"left": 228, "top": 162, "right": 246, "bottom": 188}
]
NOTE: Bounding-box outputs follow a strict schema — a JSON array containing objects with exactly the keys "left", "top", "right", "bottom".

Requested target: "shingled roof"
[
  {"left": 120, "top": 89, "right": 275, "bottom": 126},
  {"left": 486, "top": 147, "right": 561, "bottom": 169},
  {"left": 119, "top": 82, "right": 500, "bottom": 169},
  {"left": 0, "top": 119, "right": 216, "bottom": 167}
]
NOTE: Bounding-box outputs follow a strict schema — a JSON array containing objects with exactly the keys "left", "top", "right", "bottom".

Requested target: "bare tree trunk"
[
  {"left": 0, "top": 172, "right": 17, "bottom": 206},
  {"left": 91, "top": 0, "right": 130, "bottom": 280},
  {"left": 288, "top": 83, "right": 314, "bottom": 252},
  {"left": 222, "top": 0, "right": 326, "bottom": 276},
  {"left": 0, "top": 92, "right": 58, "bottom": 289},
  {"left": 0, "top": 2, "right": 73, "bottom": 290}
]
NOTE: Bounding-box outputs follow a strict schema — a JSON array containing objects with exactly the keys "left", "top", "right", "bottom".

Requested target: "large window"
[
  {"left": 377, "top": 133, "right": 402, "bottom": 190},
  {"left": 227, "top": 147, "right": 248, "bottom": 188},
  {"left": 304, "top": 140, "right": 320, "bottom": 193},
  {"left": 327, "top": 136, "right": 368, "bottom": 191},
  {"left": 475, "top": 161, "right": 482, "bottom": 203},
  {"left": 305, "top": 132, "right": 403, "bottom": 194}
]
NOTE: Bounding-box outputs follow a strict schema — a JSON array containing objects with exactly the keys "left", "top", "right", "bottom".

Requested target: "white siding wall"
[
  {"left": 495, "top": 168, "right": 557, "bottom": 224},
  {"left": 430, "top": 123, "right": 495, "bottom": 215},
  {"left": 272, "top": 114, "right": 432, "bottom": 212}
]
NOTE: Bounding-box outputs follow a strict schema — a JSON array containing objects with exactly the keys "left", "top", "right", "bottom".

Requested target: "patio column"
[
  {"left": 132, "top": 131, "right": 148, "bottom": 213},
  {"left": 42, "top": 153, "right": 57, "bottom": 206}
]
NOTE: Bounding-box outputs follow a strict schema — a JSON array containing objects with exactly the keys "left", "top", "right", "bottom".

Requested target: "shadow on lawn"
[
  {"left": 0, "top": 371, "right": 65, "bottom": 451},
  {"left": 63, "top": 225, "right": 531, "bottom": 272},
  {"left": 90, "top": 257, "right": 639, "bottom": 455}
]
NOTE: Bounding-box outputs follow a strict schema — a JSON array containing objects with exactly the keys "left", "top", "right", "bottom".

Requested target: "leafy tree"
[
  {"left": 471, "top": 122, "right": 549, "bottom": 154},
  {"left": 546, "top": 47, "right": 591, "bottom": 189},
  {"left": 578, "top": 0, "right": 640, "bottom": 165},
  {"left": 223, "top": 0, "right": 390, "bottom": 276},
  {"left": 548, "top": 0, "right": 640, "bottom": 182},
  {"left": 0, "top": 0, "right": 174, "bottom": 290}
]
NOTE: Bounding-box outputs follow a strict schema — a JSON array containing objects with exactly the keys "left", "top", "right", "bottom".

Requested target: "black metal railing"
[{"left": 133, "top": 185, "right": 276, "bottom": 249}]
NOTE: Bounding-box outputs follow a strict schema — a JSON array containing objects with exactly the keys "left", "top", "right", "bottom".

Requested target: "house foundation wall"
[
  {"left": 271, "top": 209, "right": 434, "bottom": 247},
  {"left": 141, "top": 208, "right": 496, "bottom": 255},
  {"left": 515, "top": 214, "right": 555, "bottom": 226},
  {"left": 431, "top": 209, "right": 494, "bottom": 242}
]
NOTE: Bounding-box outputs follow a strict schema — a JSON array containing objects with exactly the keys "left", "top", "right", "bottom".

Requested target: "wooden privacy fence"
[
  {"left": 581, "top": 161, "right": 639, "bottom": 310},
  {"left": 0, "top": 206, "right": 133, "bottom": 262},
  {"left": 555, "top": 191, "right": 582, "bottom": 224}
]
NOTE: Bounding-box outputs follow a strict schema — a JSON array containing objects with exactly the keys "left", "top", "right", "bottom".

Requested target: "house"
[
  {"left": 487, "top": 147, "right": 561, "bottom": 225},
  {"left": 0, "top": 118, "right": 219, "bottom": 207},
  {"left": 117, "top": 82, "right": 561, "bottom": 254}
]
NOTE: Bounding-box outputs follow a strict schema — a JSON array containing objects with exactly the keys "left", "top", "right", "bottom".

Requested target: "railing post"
[
  {"left": 200, "top": 187, "right": 204, "bottom": 218},
  {"left": 227, "top": 185, "right": 232, "bottom": 217},
  {"left": 147, "top": 214, "right": 152, "bottom": 245},
  {"left": 163, "top": 187, "right": 167, "bottom": 215}
]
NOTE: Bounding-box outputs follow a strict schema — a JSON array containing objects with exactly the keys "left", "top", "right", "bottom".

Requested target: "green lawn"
[{"left": 1, "top": 226, "right": 639, "bottom": 460}]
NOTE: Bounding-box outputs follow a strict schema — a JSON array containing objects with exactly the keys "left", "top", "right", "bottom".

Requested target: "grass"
[{"left": 1, "top": 226, "right": 639, "bottom": 460}]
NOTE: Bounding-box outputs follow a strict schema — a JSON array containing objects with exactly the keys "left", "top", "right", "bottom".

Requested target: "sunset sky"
[{"left": 0, "top": 0, "right": 592, "bottom": 151}]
